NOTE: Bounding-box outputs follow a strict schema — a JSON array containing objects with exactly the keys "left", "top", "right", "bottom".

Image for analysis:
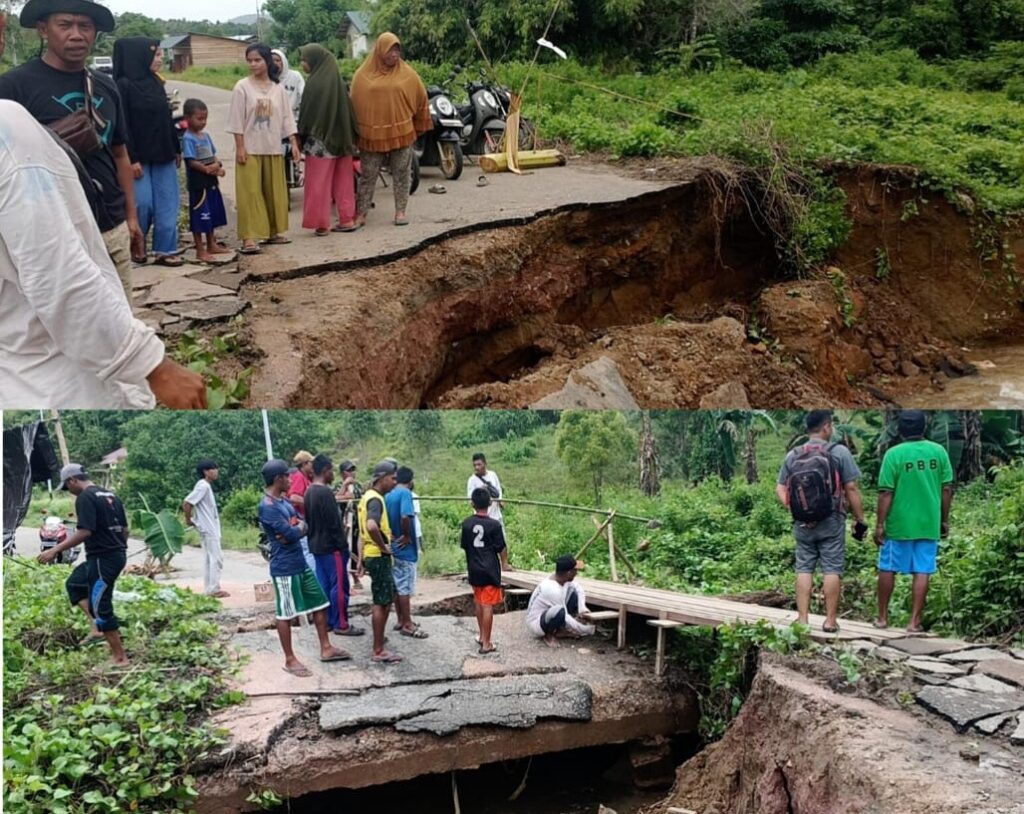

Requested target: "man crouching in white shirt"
[
  {"left": 0, "top": 12, "right": 205, "bottom": 409},
  {"left": 526, "top": 555, "right": 596, "bottom": 647}
]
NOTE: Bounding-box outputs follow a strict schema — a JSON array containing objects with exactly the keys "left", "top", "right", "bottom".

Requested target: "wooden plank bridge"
[{"left": 502, "top": 569, "right": 910, "bottom": 675}]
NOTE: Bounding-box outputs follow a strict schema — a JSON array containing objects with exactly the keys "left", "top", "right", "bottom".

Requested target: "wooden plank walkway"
[{"left": 503, "top": 570, "right": 910, "bottom": 643}]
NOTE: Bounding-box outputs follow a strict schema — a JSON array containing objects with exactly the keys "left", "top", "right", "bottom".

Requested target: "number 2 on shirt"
[{"left": 472, "top": 524, "right": 485, "bottom": 547}]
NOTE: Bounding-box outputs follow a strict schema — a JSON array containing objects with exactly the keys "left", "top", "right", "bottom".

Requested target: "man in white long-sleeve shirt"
[
  {"left": 0, "top": 14, "right": 205, "bottom": 410},
  {"left": 526, "top": 555, "right": 596, "bottom": 646}
]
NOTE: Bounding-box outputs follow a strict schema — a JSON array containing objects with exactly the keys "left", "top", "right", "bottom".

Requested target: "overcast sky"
[{"left": 103, "top": 0, "right": 261, "bottom": 23}]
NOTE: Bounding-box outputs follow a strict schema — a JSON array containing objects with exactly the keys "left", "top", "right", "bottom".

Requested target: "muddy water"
[{"left": 907, "top": 344, "right": 1024, "bottom": 408}]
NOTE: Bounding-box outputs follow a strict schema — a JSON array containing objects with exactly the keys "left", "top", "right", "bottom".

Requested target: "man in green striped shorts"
[{"left": 258, "top": 459, "right": 352, "bottom": 677}]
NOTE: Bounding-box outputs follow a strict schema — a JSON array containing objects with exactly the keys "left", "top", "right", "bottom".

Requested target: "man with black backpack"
[{"left": 776, "top": 410, "right": 868, "bottom": 634}]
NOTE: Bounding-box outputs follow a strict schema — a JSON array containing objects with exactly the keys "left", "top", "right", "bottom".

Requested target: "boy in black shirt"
[
  {"left": 38, "top": 463, "right": 129, "bottom": 665},
  {"left": 460, "top": 488, "right": 509, "bottom": 654}
]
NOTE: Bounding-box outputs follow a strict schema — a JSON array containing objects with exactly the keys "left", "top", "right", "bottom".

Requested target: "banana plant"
[{"left": 131, "top": 495, "right": 185, "bottom": 566}]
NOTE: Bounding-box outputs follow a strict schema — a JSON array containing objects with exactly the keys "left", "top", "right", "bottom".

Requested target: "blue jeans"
[{"left": 134, "top": 161, "right": 180, "bottom": 256}]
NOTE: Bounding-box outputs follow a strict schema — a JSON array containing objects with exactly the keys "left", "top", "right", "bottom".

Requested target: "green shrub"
[{"left": 220, "top": 484, "right": 264, "bottom": 530}]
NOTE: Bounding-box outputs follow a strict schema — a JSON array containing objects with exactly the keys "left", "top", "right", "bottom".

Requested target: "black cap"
[
  {"left": 339, "top": 459, "right": 356, "bottom": 472},
  {"left": 372, "top": 460, "right": 397, "bottom": 482},
  {"left": 555, "top": 555, "right": 578, "bottom": 574},
  {"left": 898, "top": 410, "right": 928, "bottom": 438},
  {"left": 20, "top": 0, "right": 116, "bottom": 32},
  {"left": 262, "top": 458, "right": 290, "bottom": 485}
]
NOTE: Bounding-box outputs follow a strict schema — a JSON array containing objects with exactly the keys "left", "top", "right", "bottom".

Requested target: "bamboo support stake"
[
  {"left": 611, "top": 540, "right": 641, "bottom": 581},
  {"left": 607, "top": 518, "right": 618, "bottom": 583},
  {"left": 617, "top": 603, "right": 628, "bottom": 649},
  {"left": 478, "top": 150, "right": 566, "bottom": 173},
  {"left": 575, "top": 510, "right": 616, "bottom": 561}
]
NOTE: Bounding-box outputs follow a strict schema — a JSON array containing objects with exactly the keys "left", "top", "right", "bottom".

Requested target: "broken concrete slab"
[
  {"left": 531, "top": 356, "right": 640, "bottom": 409},
  {"left": 873, "top": 646, "right": 909, "bottom": 663},
  {"left": 974, "top": 712, "right": 1014, "bottom": 735},
  {"left": 698, "top": 380, "right": 751, "bottom": 409},
  {"left": 916, "top": 686, "right": 1024, "bottom": 732},
  {"left": 845, "top": 640, "right": 878, "bottom": 656},
  {"left": 975, "top": 659, "right": 1024, "bottom": 689},
  {"left": 949, "top": 674, "right": 1019, "bottom": 694},
  {"left": 211, "top": 696, "right": 302, "bottom": 762},
  {"left": 319, "top": 674, "right": 593, "bottom": 736},
  {"left": 146, "top": 277, "right": 236, "bottom": 305},
  {"left": 887, "top": 637, "right": 976, "bottom": 656},
  {"left": 1011, "top": 715, "right": 1024, "bottom": 746},
  {"left": 191, "top": 269, "right": 247, "bottom": 291},
  {"left": 906, "top": 658, "right": 969, "bottom": 676},
  {"left": 132, "top": 263, "right": 201, "bottom": 289},
  {"left": 939, "top": 647, "right": 1008, "bottom": 663},
  {"left": 162, "top": 296, "right": 247, "bottom": 322},
  {"left": 1011, "top": 649, "right": 1024, "bottom": 661}
]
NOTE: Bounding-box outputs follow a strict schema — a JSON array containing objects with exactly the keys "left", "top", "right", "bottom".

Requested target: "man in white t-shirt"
[
  {"left": 526, "top": 555, "right": 595, "bottom": 646},
  {"left": 467, "top": 453, "right": 504, "bottom": 527},
  {"left": 183, "top": 459, "right": 228, "bottom": 598}
]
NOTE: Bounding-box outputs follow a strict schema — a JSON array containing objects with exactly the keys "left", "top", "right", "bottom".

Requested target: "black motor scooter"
[
  {"left": 455, "top": 68, "right": 537, "bottom": 156},
  {"left": 415, "top": 75, "right": 464, "bottom": 181}
]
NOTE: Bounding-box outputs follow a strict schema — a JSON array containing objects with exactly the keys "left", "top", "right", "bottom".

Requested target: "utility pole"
[
  {"left": 49, "top": 409, "right": 70, "bottom": 468},
  {"left": 261, "top": 409, "right": 274, "bottom": 460},
  {"left": 40, "top": 409, "right": 53, "bottom": 497}
]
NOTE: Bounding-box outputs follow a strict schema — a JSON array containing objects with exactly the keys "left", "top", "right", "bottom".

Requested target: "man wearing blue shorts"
[
  {"left": 874, "top": 410, "right": 954, "bottom": 633},
  {"left": 386, "top": 466, "right": 428, "bottom": 639}
]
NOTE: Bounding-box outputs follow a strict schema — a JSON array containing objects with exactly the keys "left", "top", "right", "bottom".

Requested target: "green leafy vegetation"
[
  {"left": 2, "top": 565, "right": 236, "bottom": 813},
  {"left": 170, "top": 330, "right": 252, "bottom": 410}
]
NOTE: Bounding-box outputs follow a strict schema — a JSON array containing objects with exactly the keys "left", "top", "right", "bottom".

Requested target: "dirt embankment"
[
  {"left": 657, "top": 656, "right": 1024, "bottom": 814},
  {"left": 237, "top": 163, "right": 1023, "bottom": 409}
]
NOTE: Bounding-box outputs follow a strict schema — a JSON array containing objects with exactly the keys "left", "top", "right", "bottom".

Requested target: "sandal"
[
  {"left": 320, "top": 649, "right": 352, "bottom": 662},
  {"left": 239, "top": 244, "right": 262, "bottom": 255},
  {"left": 314, "top": 228, "right": 329, "bottom": 237},
  {"left": 332, "top": 223, "right": 360, "bottom": 232},
  {"left": 400, "top": 626, "right": 429, "bottom": 639},
  {"left": 154, "top": 255, "right": 185, "bottom": 267},
  {"left": 333, "top": 626, "right": 366, "bottom": 636},
  {"left": 822, "top": 623, "right": 841, "bottom": 634},
  {"left": 478, "top": 644, "right": 498, "bottom": 655},
  {"left": 427, "top": 184, "right": 447, "bottom": 194},
  {"left": 283, "top": 664, "right": 313, "bottom": 677},
  {"left": 263, "top": 236, "right": 292, "bottom": 245},
  {"left": 871, "top": 619, "right": 889, "bottom": 630},
  {"left": 393, "top": 216, "right": 409, "bottom": 226},
  {"left": 371, "top": 650, "right": 403, "bottom": 664}
]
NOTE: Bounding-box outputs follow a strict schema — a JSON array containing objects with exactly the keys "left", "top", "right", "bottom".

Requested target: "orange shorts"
[{"left": 473, "top": 585, "right": 504, "bottom": 606}]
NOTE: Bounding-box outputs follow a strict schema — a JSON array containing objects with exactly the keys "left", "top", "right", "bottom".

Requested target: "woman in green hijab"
[{"left": 298, "top": 44, "right": 361, "bottom": 235}]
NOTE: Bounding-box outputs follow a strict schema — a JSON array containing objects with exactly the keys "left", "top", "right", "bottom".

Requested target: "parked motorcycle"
[
  {"left": 416, "top": 79, "right": 464, "bottom": 181},
  {"left": 39, "top": 516, "right": 80, "bottom": 565},
  {"left": 452, "top": 67, "right": 538, "bottom": 156}
]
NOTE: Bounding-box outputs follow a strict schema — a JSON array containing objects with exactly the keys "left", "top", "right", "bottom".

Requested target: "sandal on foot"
[
  {"left": 314, "top": 228, "right": 329, "bottom": 237},
  {"left": 154, "top": 255, "right": 184, "bottom": 267},
  {"left": 320, "top": 650, "right": 352, "bottom": 662},
  {"left": 264, "top": 236, "right": 292, "bottom": 245},
  {"left": 871, "top": 619, "right": 889, "bottom": 629},
  {"left": 132, "top": 255, "right": 148, "bottom": 265},
  {"left": 332, "top": 222, "right": 360, "bottom": 232},
  {"left": 283, "top": 664, "right": 313, "bottom": 677},
  {"left": 478, "top": 644, "right": 497, "bottom": 655},
  {"left": 393, "top": 216, "right": 409, "bottom": 226},
  {"left": 400, "top": 626, "right": 429, "bottom": 639},
  {"left": 333, "top": 626, "right": 366, "bottom": 636},
  {"left": 822, "top": 623, "right": 841, "bottom": 634},
  {"left": 239, "top": 244, "right": 262, "bottom": 255},
  {"left": 371, "top": 651, "right": 403, "bottom": 664}
]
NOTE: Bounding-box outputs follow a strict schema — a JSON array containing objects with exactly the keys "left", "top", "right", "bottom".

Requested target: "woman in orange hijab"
[{"left": 350, "top": 33, "right": 431, "bottom": 227}]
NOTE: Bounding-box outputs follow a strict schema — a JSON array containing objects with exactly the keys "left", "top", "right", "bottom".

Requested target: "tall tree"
[
  {"left": 555, "top": 411, "right": 635, "bottom": 504},
  {"left": 639, "top": 411, "right": 661, "bottom": 496},
  {"left": 958, "top": 410, "right": 984, "bottom": 482}
]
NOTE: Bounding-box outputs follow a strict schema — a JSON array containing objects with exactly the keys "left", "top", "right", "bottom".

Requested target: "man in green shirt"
[{"left": 874, "top": 410, "right": 954, "bottom": 633}]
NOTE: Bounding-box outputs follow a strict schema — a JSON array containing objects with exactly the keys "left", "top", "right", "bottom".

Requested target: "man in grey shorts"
[{"left": 776, "top": 410, "right": 868, "bottom": 633}]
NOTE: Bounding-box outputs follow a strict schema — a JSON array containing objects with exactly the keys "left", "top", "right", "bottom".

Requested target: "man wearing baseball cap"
[
  {"left": 258, "top": 459, "right": 351, "bottom": 677},
  {"left": 0, "top": 0, "right": 146, "bottom": 297},
  {"left": 874, "top": 410, "right": 955, "bottom": 633},
  {"left": 357, "top": 460, "right": 402, "bottom": 663},
  {"left": 38, "top": 464, "right": 130, "bottom": 665},
  {"left": 287, "top": 450, "right": 316, "bottom": 571},
  {"left": 335, "top": 459, "right": 364, "bottom": 589},
  {"left": 525, "top": 555, "right": 595, "bottom": 647}
]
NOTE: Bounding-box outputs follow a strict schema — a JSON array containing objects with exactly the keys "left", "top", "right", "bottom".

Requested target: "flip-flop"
[
  {"left": 333, "top": 626, "right": 366, "bottom": 636},
  {"left": 131, "top": 255, "right": 148, "bottom": 265},
  {"left": 239, "top": 245, "right": 262, "bottom": 255},
  {"left": 154, "top": 255, "right": 185, "bottom": 267},
  {"left": 263, "top": 236, "right": 292, "bottom": 245},
  {"left": 871, "top": 619, "right": 889, "bottom": 629},
  {"left": 283, "top": 664, "right": 313, "bottom": 677},
  {"left": 371, "top": 651, "right": 403, "bottom": 663},
  {"left": 822, "top": 624, "right": 841, "bottom": 634},
  {"left": 393, "top": 217, "right": 409, "bottom": 226},
  {"left": 400, "top": 627, "right": 429, "bottom": 639},
  {"left": 478, "top": 644, "right": 498, "bottom": 655},
  {"left": 427, "top": 184, "right": 447, "bottom": 194},
  {"left": 477, "top": 176, "right": 489, "bottom": 187},
  {"left": 314, "top": 228, "right": 329, "bottom": 237},
  {"left": 332, "top": 223, "right": 360, "bottom": 232},
  {"left": 320, "top": 650, "right": 352, "bottom": 662}
]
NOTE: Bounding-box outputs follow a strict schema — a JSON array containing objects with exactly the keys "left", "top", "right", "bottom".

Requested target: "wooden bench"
[
  {"left": 584, "top": 610, "right": 621, "bottom": 621},
  {"left": 647, "top": 617, "right": 683, "bottom": 676}
]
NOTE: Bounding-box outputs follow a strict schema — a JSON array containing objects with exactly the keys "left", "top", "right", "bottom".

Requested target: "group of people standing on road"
[
  {"left": 0, "top": 0, "right": 431, "bottom": 410},
  {"left": 222, "top": 30, "right": 431, "bottom": 253}
]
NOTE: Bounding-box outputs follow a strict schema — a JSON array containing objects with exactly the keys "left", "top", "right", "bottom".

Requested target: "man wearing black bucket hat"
[
  {"left": 873, "top": 410, "right": 955, "bottom": 634},
  {"left": 0, "top": 0, "right": 144, "bottom": 298}
]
